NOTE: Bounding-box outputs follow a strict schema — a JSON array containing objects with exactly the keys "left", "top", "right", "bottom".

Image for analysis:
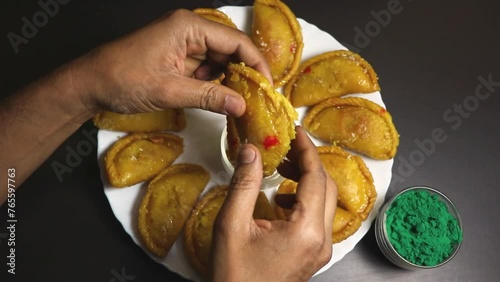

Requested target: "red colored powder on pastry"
[
  {"left": 303, "top": 66, "right": 312, "bottom": 73},
  {"left": 263, "top": 136, "right": 279, "bottom": 149}
]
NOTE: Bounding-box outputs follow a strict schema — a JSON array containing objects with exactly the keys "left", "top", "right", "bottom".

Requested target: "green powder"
[{"left": 385, "top": 190, "right": 463, "bottom": 266}]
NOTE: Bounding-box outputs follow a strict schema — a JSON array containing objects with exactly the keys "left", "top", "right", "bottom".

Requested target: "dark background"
[{"left": 1, "top": 0, "right": 499, "bottom": 281}]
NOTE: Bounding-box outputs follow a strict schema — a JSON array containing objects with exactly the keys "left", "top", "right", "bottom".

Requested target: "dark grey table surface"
[{"left": 1, "top": 0, "right": 499, "bottom": 281}]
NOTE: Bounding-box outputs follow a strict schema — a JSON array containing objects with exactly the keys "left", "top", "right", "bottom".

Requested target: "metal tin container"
[{"left": 375, "top": 186, "right": 463, "bottom": 270}]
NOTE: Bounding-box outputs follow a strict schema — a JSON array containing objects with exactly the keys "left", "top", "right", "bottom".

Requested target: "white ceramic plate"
[{"left": 97, "top": 6, "right": 393, "bottom": 282}]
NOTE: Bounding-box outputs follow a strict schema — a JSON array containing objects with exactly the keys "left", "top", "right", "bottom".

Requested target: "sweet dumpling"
[
  {"left": 225, "top": 62, "right": 297, "bottom": 176},
  {"left": 332, "top": 207, "right": 362, "bottom": 244},
  {"left": 304, "top": 97, "right": 399, "bottom": 160},
  {"left": 184, "top": 186, "right": 228, "bottom": 278},
  {"left": 105, "top": 133, "right": 183, "bottom": 187},
  {"left": 285, "top": 50, "right": 380, "bottom": 107},
  {"left": 93, "top": 109, "right": 186, "bottom": 133},
  {"left": 138, "top": 164, "right": 210, "bottom": 258},
  {"left": 274, "top": 178, "right": 363, "bottom": 244},
  {"left": 184, "top": 186, "right": 276, "bottom": 277},
  {"left": 194, "top": 8, "right": 237, "bottom": 28},
  {"left": 251, "top": 0, "right": 303, "bottom": 88},
  {"left": 317, "top": 146, "right": 376, "bottom": 220}
]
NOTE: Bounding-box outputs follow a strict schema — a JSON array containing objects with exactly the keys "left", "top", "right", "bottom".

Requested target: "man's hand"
[
  {"left": 71, "top": 9, "right": 272, "bottom": 117},
  {"left": 0, "top": 9, "right": 271, "bottom": 203},
  {"left": 211, "top": 127, "right": 338, "bottom": 282}
]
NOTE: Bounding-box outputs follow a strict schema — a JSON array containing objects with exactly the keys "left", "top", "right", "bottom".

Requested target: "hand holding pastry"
[
  {"left": 0, "top": 9, "right": 272, "bottom": 200},
  {"left": 71, "top": 9, "right": 272, "bottom": 117},
  {"left": 211, "top": 127, "right": 337, "bottom": 282}
]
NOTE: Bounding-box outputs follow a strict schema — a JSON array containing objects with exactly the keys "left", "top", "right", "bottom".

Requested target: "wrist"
[{"left": 64, "top": 49, "right": 104, "bottom": 119}]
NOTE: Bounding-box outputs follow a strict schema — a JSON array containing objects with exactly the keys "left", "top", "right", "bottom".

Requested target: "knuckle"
[
  {"left": 316, "top": 166, "right": 327, "bottom": 186},
  {"left": 319, "top": 244, "right": 333, "bottom": 265},
  {"left": 236, "top": 29, "right": 251, "bottom": 41},
  {"left": 199, "top": 84, "right": 221, "bottom": 111},
  {"left": 302, "top": 227, "right": 326, "bottom": 252},
  {"left": 230, "top": 172, "right": 255, "bottom": 190},
  {"left": 232, "top": 29, "right": 254, "bottom": 49}
]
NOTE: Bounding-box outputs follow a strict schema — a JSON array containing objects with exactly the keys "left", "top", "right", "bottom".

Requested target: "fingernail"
[
  {"left": 224, "top": 95, "right": 244, "bottom": 116},
  {"left": 239, "top": 145, "right": 256, "bottom": 164}
]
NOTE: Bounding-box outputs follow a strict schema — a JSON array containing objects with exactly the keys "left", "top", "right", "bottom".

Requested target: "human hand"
[
  {"left": 70, "top": 9, "right": 271, "bottom": 117},
  {"left": 211, "top": 127, "right": 337, "bottom": 282}
]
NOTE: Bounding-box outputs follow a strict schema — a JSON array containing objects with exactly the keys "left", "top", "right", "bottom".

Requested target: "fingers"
[
  {"left": 218, "top": 144, "right": 263, "bottom": 231},
  {"left": 193, "top": 15, "right": 273, "bottom": 84},
  {"left": 159, "top": 75, "right": 246, "bottom": 116},
  {"left": 193, "top": 62, "right": 225, "bottom": 81},
  {"left": 290, "top": 127, "right": 327, "bottom": 225},
  {"left": 277, "top": 126, "right": 314, "bottom": 181},
  {"left": 277, "top": 159, "right": 300, "bottom": 182},
  {"left": 324, "top": 176, "right": 337, "bottom": 243}
]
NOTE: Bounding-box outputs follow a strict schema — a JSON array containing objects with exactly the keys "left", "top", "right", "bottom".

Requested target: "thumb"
[
  {"left": 218, "top": 144, "right": 263, "bottom": 231},
  {"left": 160, "top": 75, "right": 246, "bottom": 116}
]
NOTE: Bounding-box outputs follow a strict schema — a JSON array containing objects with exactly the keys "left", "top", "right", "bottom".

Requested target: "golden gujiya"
[
  {"left": 184, "top": 186, "right": 276, "bottom": 277},
  {"left": 225, "top": 62, "right": 297, "bottom": 176},
  {"left": 304, "top": 97, "right": 399, "bottom": 160},
  {"left": 105, "top": 133, "right": 183, "bottom": 187},
  {"left": 285, "top": 50, "right": 380, "bottom": 107},
  {"left": 194, "top": 8, "right": 237, "bottom": 28},
  {"left": 317, "top": 146, "right": 377, "bottom": 220},
  {"left": 93, "top": 109, "right": 186, "bottom": 132},
  {"left": 138, "top": 164, "right": 210, "bottom": 257},
  {"left": 251, "top": 0, "right": 303, "bottom": 87}
]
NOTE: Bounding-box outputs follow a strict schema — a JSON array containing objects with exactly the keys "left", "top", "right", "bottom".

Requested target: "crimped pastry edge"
[
  {"left": 284, "top": 50, "right": 380, "bottom": 107},
  {"left": 138, "top": 163, "right": 210, "bottom": 258},
  {"left": 183, "top": 185, "right": 229, "bottom": 278},
  {"left": 304, "top": 97, "right": 399, "bottom": 159},
  {"left": 317, "top": 145, "right": 377, "bottom": 220},
  {"left": 104, "top": 132, "right": 183, "bottom": 188},
  {"left": 93, "top": 109, "right": 187, "bottom": 133},
  {"left": 253, "top": 0, "right": 304, "bottom": 87},
  {"left": 193, "top": 8, "right": 237, "bottom": 28}
]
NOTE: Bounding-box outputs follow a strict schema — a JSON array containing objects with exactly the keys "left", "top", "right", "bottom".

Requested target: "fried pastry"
[
  {"left": 105, "top": 133, "right": 183, "bottom": 187},
  {"left": 332, "top": 207, "right": 362, "bottom": 243},
  {"left": 284, "top": 50, "right": 380, "bottom": 107},
  {"left": 210, "top": 73, "right": 225, "bottom": 85},
  {"left": 225, "top": 62, "right": 298, "bottom": 176},
  {"left": 273, "top": 179, "right": 296, "bottom": 220},
  {"left": 194, "top": 8, "right": 237, "bottom": 28},
  {"left": 317, "top": 146, "right": 376, "bottom": 220},
  {"left": 274, "top": 178, "right": 363, "bottom": 243},
  {"left": 304, "top": 97, "right": 399, "bottom": 159},
  {"left": 93, "top": 109, "right": 186, "bottom": 132},
  {"left": 184, "top": 186, "right": 276, "bottom": 277},
  {"left": 254, "top": 191, "right": 278, "bottom": 221},
  {"left": 251, "top": 0, "right": 303, "bottom": 88},
  {"left": 138, "top": 164, "right": 210, "bottom": 258},
  {"left": 184, "top": 186, "right": 228, "bottom": 278}
]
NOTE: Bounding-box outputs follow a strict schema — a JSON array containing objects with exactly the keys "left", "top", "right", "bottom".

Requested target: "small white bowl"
[{"left": 220, "top": 127, "right": 284, "bottom": 190}]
